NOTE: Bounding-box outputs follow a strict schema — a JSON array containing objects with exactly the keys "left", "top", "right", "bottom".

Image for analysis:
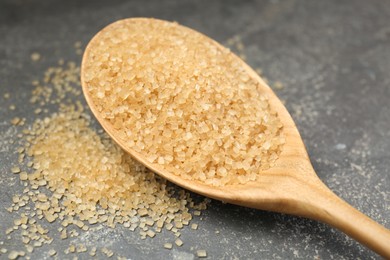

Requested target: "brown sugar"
[
  {"left": 83, "top": 19, "right": 285, "bottom": 186},
  {"left": 23, "top": 104, "right": 204, "bottom": 237}
]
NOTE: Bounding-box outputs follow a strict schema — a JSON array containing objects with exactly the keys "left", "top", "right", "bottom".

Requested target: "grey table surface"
[{"left": 1, "top": 0, "right": 389, "bottom": 259}]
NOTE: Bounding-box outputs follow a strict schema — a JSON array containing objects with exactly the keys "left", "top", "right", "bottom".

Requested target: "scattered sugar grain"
[
  {"left": 7, "top": 251, "right": 19, "bottom": 260},
  {"left": 11, "top": 167, "right": 21, "bottom": 174},
  {"left": 164, "top": 243, "right": 173, "bottom": 249},
  {"left": 68, "top": 244, "right": 76, "bottom": 253},
  {"left": 146, "top": 230, "right": 156, "bottom": 238},
  {"left": 34, "top": 108, "right": 42, "bottom": 114},
  {"left": 175, "top": 238, "right": 183, "bottom": 247},
  {"left": 74, "top": 41, "right": 82, "bottom": 48},
  {"left": 145, "top": 219, "right": 154, "bottom": 226},
  {"left": 174, "top": 221, "right": 183, "bottom": 229},
  {"left": 48, "top": 249, "right": 56, "bottom": 256},
  {"left": 60, "top": 229, "right": 67, "bottom": 239},
  {"left": 25, "top": 246, "right": 33, "bottom": 253},
  {"left": 274, "top": 81, "right": 284, "bottom": 90},
  {"left": 31, "top": 53, "right": 41, "bottom": 61},
  {"left": 76, "top": 244, "right": 87, "bottom": 253},
  {"left": 22, "top": 237, "right": 30, "bottom": 244},
  {"left": 197, "top": 250, "right": 207, "bottom": 258},
  {"left": 101, "top": 247, "right": 114, "bottom": 257},
  {"left": 89, "top": 247, "right": 97, "bottom": 256}
]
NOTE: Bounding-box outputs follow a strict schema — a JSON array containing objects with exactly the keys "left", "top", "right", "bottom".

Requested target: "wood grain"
[{"left": 81, "top": 18, "right": 390, "bottom": 258}]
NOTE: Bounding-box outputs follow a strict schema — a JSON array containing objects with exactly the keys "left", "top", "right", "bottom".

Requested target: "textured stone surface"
[{"left": 0, "top": 0, "right": 389, "bottom": 259}]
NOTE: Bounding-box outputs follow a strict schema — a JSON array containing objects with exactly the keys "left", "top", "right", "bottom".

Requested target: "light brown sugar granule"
[
  {"left": 175, "top": 238, "right": 183, "bottom": 247},
  {"left": 164, "top": 243, "right": 173, "bottom": 249},
  {"left": 48, "top": 249, "right": 57, "bottom": 256},
  {"left": 101, "top": 247, "right": 114, "bottom": 257},
  {"left": 197, "top": 249, "right": 207, "bottom": 258},
  {"left": 83, "top": 18, "right": 285, "bottom": 186},
  {"left": 31, "top": 52, "right": 41, "bottom": 62},
  {"left": 8, "top": 250, "right": 25, "bottom": 260},
  {"left": 89, "top": 247, "right": 97, "bottom": 256},
  {"left": 11, "top": 167, "right": 21, "bottom": 174},
  {"left": 10, "top": 117, "right": 21, "bottom": 126}
]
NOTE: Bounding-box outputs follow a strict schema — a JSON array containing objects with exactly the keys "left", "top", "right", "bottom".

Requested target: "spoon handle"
[{"left": 304, "top": 181, "right": 390, "bottom": 258}]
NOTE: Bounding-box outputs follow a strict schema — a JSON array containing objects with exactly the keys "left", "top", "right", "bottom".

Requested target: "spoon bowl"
[{"left": 81, "top": 18, "right": 390, "bottom": 258}]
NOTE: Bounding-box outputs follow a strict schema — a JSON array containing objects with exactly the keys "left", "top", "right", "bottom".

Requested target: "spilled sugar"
[
  {"left": 1, "top": 57, "right": 208, "bottom": 259},
  {"left": 83, "top": 18, "right": 285, "bottom": 186},
  {"left": 23, "top": 103, "right": 204, "bottom": 233}
]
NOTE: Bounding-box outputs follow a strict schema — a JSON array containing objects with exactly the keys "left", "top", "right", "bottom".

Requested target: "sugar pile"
[{"left": 83, "top": 18, "right": 285, "bottom": 186}]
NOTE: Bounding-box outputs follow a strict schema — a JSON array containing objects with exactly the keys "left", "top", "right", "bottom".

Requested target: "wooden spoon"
[{"left": 81, "top": 18, "right": 390, "bottom": 258}]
